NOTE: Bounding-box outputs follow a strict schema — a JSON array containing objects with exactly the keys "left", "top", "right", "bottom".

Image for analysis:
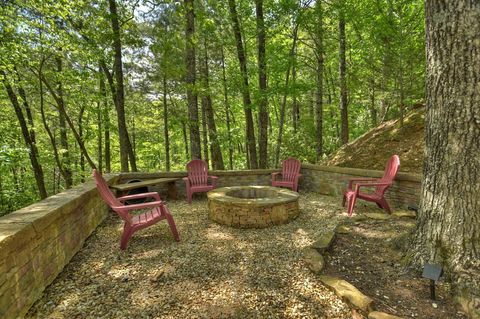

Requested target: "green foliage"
[{"left": 0, "top": 0, "right": 425, "bottom": 214}]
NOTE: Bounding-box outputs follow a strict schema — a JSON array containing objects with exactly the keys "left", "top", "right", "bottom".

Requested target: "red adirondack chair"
[
  {"left": 271, "top": 157, "right": 302, "bottom": 192},
  {"left": 342, "top": 155, "right": 400, "bottom": 217},
  {"left": 183, "top": 159, "right": 218, "bottom": 204},
  {"left": 93, "top": 170, "right": 180, "bottom": 250}
]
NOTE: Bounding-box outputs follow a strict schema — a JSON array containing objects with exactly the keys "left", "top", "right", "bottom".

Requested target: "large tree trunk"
[
  {"left": 228, "top": 0, "right": 258, "bottom": 169},
  {"left": 108, "top": 0, "right": 137, "bottom": 171},
  {"left": 1, "top": 71, "right": 48, "bottom": 199},
  {"left": 409, "top": 1, "right": 480, "bottom": 316},
  {"left": 185, "top": 0, "right": 201, "bottom": 160},
  {"left": 221, "top": 45, "right": 234, "bottom": 170},
  {"left": 315, "top": 0, "right": 324, "bottom": 161},
  {"left": 256, "top": 0, "right": 268, "bottom": 168},
  {"left": 201, "top": 39, "right": 225, "bottom": 170},
  {"left": 338, "top": 2, "right": 348, "bottom": 145}
]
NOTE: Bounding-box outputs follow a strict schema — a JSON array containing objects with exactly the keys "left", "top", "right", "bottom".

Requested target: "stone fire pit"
[{"left": 207, "top": 186, "right": 300, "bottom": 228}]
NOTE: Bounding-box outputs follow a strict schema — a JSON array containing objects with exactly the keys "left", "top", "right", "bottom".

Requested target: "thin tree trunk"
[
  {"left": 315, "top": 1, "right": 324, "bottom": 161},
  {"left": 201, "top": 96, "right": 209, "bottom": 166},
  {"left": 78, "top": 105, "right": 86, "bottom": 182},
  {"left": 163, "top": 75, "right": 171, "bottom": 171},
  {"left": 99, "top": 73, "right": 111, "bottom": 173},
  {"left": 256, "top": 0, "right": 268, "bottom": 168},
  {"left": 410, "top": 2, "right": 480, "bottom": 315},
  {"left": 185, "top": 0, "right": 201, "bottom": 159},
  {"left": 200, "top": 39, "right": 225, "bottom": 170},
  {"left": 182, "top": 120, "right": 189, "bottom": 159},
  {"left": 38, "top": 74, "right": 75, "bottom": 187},
  {"left": 221, "top": 45, "right": 234, "bottom": 170},
  {"left": 292, "top": 51, "right": 299, "bottom": 133},
  {"left": 228, "top": 0, "right": 258, "bottom": 169},
  {"left": 369, "top": 78, "right": 377, "bottom": 127},
  {"left": 338, "top": 3, "right": 348, "bottom": 145},
  {"left": 1, "top": 71, "right": 48, "bottom": 199},
  {"left": 36, "top": 71, "right": 97, "bottom": 169},
  {"left": 56, "top": 57, "right": 73, "bottom": 188},
  {"left": 108, "top": 0, "right": 137, "bottom": 171},
  {"left": 97, "top": 100, "right": 103, "bottom": 173},
  {"left": 275, "top": 24, "right": 299, "bottom": 165}
]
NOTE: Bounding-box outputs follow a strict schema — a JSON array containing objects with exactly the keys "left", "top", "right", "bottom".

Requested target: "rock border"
[{"left": 303, "top": 211, "right": 417, "bottom": 318}]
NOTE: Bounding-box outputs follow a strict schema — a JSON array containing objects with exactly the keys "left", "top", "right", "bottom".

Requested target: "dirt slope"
[{"left": 323, "top": 108, "right": 425, "bottom": 174}]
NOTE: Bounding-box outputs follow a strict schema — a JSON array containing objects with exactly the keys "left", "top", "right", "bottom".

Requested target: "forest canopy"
[{"left": 0, "top": 0, "right": 425, "bottom": 214}]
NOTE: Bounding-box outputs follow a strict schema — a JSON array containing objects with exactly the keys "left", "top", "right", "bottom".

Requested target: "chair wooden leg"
[
  {"left": 186, "top": 191, "right": 192, "bottom": 204},
  {"left": 120, "top": 225, "right": 134, "bottom": 250},
  {"left": 347, "top": 194, "right": 357, "bottom": 217}
]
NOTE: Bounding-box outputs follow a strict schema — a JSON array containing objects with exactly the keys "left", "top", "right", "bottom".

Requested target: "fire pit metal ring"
[{"left": 207, "top": 186, "right": 300, "bottom": 228}]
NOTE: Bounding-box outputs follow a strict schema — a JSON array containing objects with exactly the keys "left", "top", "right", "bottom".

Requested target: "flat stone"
[
  {"left": 311, "top": 231, "right": 336, "bottom": 253},
  {"left": 335, "top": 225, "right": 351, "bottom": 234},
  {"left": 364, "top": 213, "right": 391, "bottom": 220},
  {"left": 368, "top": 311, "right": 403, "bottom": 319},
  {"left": 320, "top": 275, "right": 374, "bottom": 312},
  {"left": 392, "top": 210, "right": 416, "bottom": 219},
  {"left": 303, "top": 248, "right": 325, "bottom": 274}
]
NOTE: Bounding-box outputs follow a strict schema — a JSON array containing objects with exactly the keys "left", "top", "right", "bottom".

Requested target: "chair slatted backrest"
[
  {"left": 187, "top": 160, "right": 209, "bottom": 187},
  {"left": 376, "top": 155, "right": 400, "bottom": 196},
  {"left": 282, "top": 157, "right": 301, "bottom": 182},
  {"left": 93, "top": 170, "right": 129, "bottom": 220}
]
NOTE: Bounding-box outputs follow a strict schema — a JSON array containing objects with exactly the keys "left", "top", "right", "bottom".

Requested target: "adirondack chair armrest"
[
  {"left": 183, "top": 177, "right": 191, "bottom": 188},
  {"left": 354, "top": 182, "right": 392, "bottom": 193},
  {"left": 113, "top": 200, "right": 163, "bottom": 212},
  {"left": 209, "top": 175, "right": 218, "bottom": 187},
  {"left": 117, "top": 192, "right": 160, "bottom": 202},
  {"left": 348, "top": 178, "right": 379, "bottom": 189}
]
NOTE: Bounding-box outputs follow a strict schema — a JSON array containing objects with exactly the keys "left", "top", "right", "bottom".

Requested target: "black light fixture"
[{"left": 422, "top": 263, "right": 443, "bottom": 300}]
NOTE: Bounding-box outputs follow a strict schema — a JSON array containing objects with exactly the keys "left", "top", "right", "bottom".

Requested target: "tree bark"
[
  {"left": 228, "top": 0, "right": 258, "bottom": 169},
  {"left": 1, "top": 71, "right": 48, "bottom": 199},
  {"left": 256, "top": 0, "right": 268, "bottom": 168},
  {"left": 338, "top": 2, "right": 348, "bottom": 145},
  {"left": 108, "top": 0, "right": 137, "bottom": 171},
  {"left": 185, "top": 0, "right": 201, "bottom": 160},
  {"left": 315, "top": 0, "right": 324, "bottom": 161},
  {"left": 409, "top": 1, "right": 480, "bottom": 315}
]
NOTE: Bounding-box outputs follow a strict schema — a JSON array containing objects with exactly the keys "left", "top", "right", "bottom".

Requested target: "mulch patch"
[{"left": 324, "top": 212, "right": 468, "bottom": 319}]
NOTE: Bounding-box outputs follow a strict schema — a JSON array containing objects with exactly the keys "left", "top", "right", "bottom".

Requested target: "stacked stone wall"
[
  {"left": 301, "top": 164, "right": 421, "bottom": 209},
  {"left": 0, "top": 175, "right": 118, "bottom": 319}
]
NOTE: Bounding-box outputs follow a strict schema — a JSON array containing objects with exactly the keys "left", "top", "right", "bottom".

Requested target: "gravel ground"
[{"left": 26, "top": 192, "right": 352, "bottom": 319}]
